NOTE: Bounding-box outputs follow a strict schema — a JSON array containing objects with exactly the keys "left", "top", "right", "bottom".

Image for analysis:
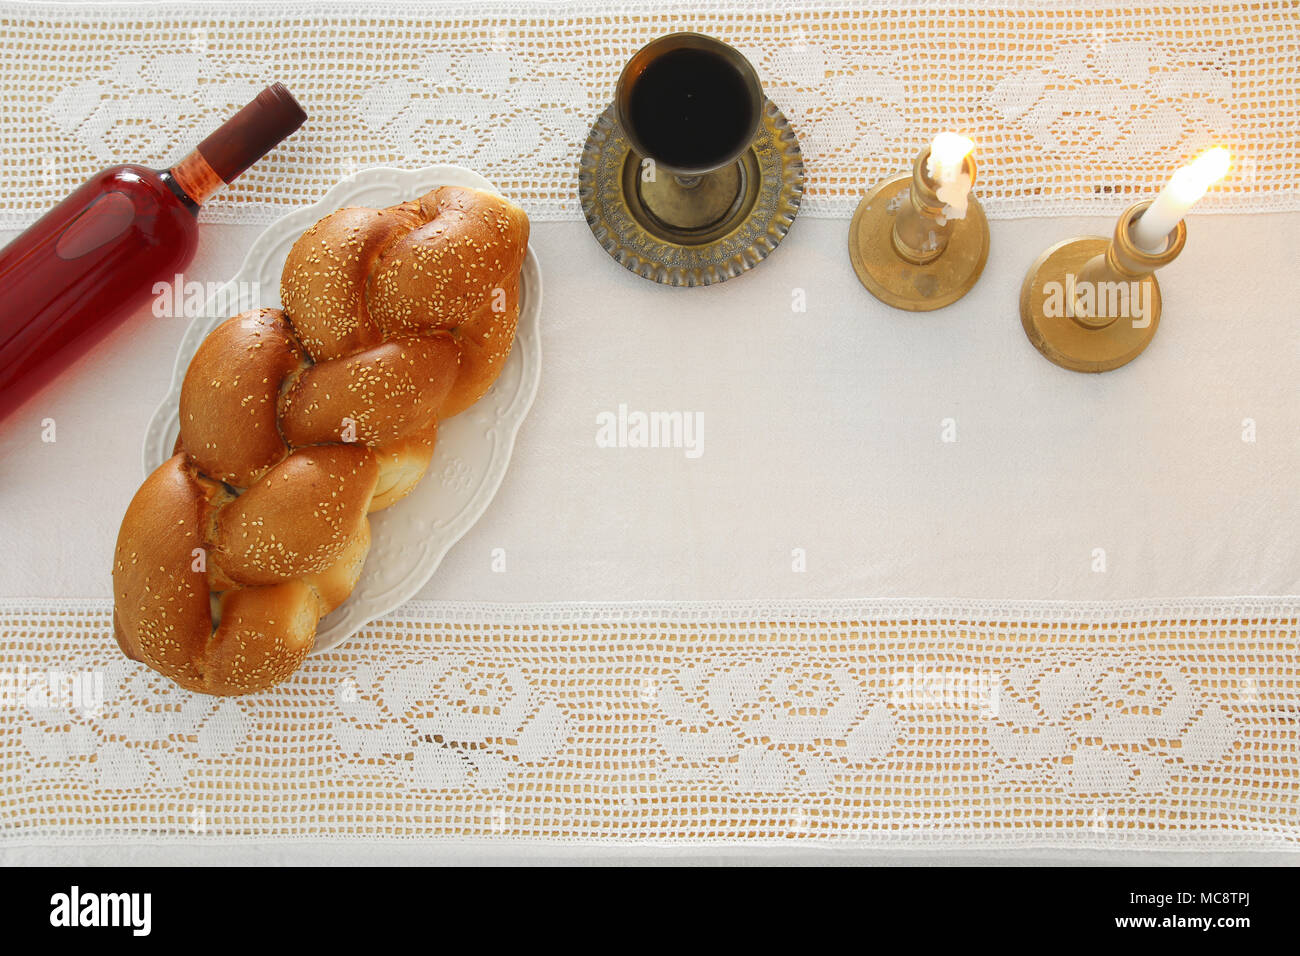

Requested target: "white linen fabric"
[
  {"left": 0, "top": 1, "right": 1297, "bottom": 848},
  {"left": 3, "top": 219, "right": 1297, "bottom": 604}
]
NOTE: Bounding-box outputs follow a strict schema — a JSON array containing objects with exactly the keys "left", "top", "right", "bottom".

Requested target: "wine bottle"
[{"left": 0, "top": 83, "right": 307, "bottom": 426}]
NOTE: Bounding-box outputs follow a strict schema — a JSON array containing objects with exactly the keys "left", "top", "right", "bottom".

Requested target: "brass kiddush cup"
[
  {"left": 579, "top": 32, "right": 805, "bottom": 286},
  {"left": 614, "top": 33, "right": 764, "bottom": 181}
]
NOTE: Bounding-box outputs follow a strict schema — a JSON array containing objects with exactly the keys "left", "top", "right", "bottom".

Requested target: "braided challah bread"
[{"left": 113, "top": 186, "right": 529, "bottom": 695}]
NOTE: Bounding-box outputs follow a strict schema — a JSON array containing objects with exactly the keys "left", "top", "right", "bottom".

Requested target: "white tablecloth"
[
  {"left": 3, "top": 216, "right": 1297, "bottom": 605},
  {"left": 2, "top": 0, "right": 1298, "bottom": 862}
]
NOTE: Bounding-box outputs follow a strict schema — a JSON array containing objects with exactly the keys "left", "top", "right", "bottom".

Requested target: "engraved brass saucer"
[{"left": 578, "top": 100, "right": 805, "bottom": 287}]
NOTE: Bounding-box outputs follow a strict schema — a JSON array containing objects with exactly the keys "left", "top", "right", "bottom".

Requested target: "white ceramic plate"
[{"left": 142, "top": 166, "right": 541, "bottom": 652}]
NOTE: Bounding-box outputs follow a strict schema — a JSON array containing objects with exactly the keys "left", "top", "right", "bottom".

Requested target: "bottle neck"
[
  {"left": 160, "top": 84, "right": 306, "bottom": 211},
  {"left": 168, "top": 149, "right": 226, "bottom": 207}
]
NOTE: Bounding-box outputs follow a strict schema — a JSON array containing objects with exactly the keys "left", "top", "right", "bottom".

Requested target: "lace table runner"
[
  {"left": 2, "top": 599, "right": 1296, "bottom": 846},
  {"left": 2, "top": 1, "right": 1297, "bottom": 849},
  {"left": 0, "top": 0, "right": 1296, "bottom": 226}
]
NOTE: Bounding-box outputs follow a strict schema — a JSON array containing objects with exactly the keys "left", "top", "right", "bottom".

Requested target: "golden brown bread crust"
[
  {"left": 212, "top": 444, "right": 379, "bottom": 587},
  {"left": 179, "top": 308, "right": 305, "bottom": 487},
  {"left": 113, "top": 453, "right": 213, "bottom": 687},
  {"left": 301, "top": 518, "right": 371, "bottom": 615},
  {"left": 279, "top": 204, "right": 422, "bottom": 361},
  {"left": 440, "top": 272, "right": 521, "bottom": 419},
  {"left": 114, "top": 184, "right": 528, "bottom": 696},
  {"left": 113, "top": 453, "right": 374, "bottom": 696},
  {"left": 367, "top": 187, "right": 529, "bottom": 332},
  {"left": 368, "top": 416, "right": 440, "bottom": 512},
  {"left": 279, "top": 333, "right": 459, "bottom": 447},
  {"left": 201, "top": 581, "right": 320, "bottom": 696}
]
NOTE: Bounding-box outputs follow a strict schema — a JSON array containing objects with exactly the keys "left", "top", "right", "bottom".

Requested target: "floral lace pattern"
[
  {"left": 2, "top": 599, "right": 1295, "bottom": 846},
  {"left": 990, "top": 660, "right": 1239, "bottom": 794},
  {"left": 0, "top": 1, "right": 1294, "bottom": 226}
]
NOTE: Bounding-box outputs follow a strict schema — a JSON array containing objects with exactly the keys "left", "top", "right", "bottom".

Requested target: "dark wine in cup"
[{"left": 615, "top": 34, "right": 763, "bottom": 178}]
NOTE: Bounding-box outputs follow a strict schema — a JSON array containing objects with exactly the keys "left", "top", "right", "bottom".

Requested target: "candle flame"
[
  {"left": 1171, "top": 147, "right": 1231, "bottom": 202},
  {"left": 1190, "top": 147, "right": 1231, "bottom": 185},
  {"left": 927, "top": 132, "right": 975, "bottom": 185},
  {"left": 926, "top": 133, "right": 976, "bottom": 220}
]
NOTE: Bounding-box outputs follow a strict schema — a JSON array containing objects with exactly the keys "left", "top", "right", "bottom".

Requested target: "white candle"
[
  {"left": 1131, "top": 147, "right": 1231, "bottom": 252},
  {"left": 925, "top": 132, "right": 975, "bottom": 220}
]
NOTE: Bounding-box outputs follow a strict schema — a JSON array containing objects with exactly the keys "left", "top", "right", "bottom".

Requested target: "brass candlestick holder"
[
  {"left": 848, "top": 145, "right": 990, "bottom": 311},
  {"left": 1019, "top": 200, "right": 1187, "bottom": 372}
]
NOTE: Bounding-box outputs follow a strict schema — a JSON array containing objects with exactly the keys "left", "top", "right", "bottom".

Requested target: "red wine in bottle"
[{"left": 0, "top": 83, "right": 307, "bottom": 427}]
